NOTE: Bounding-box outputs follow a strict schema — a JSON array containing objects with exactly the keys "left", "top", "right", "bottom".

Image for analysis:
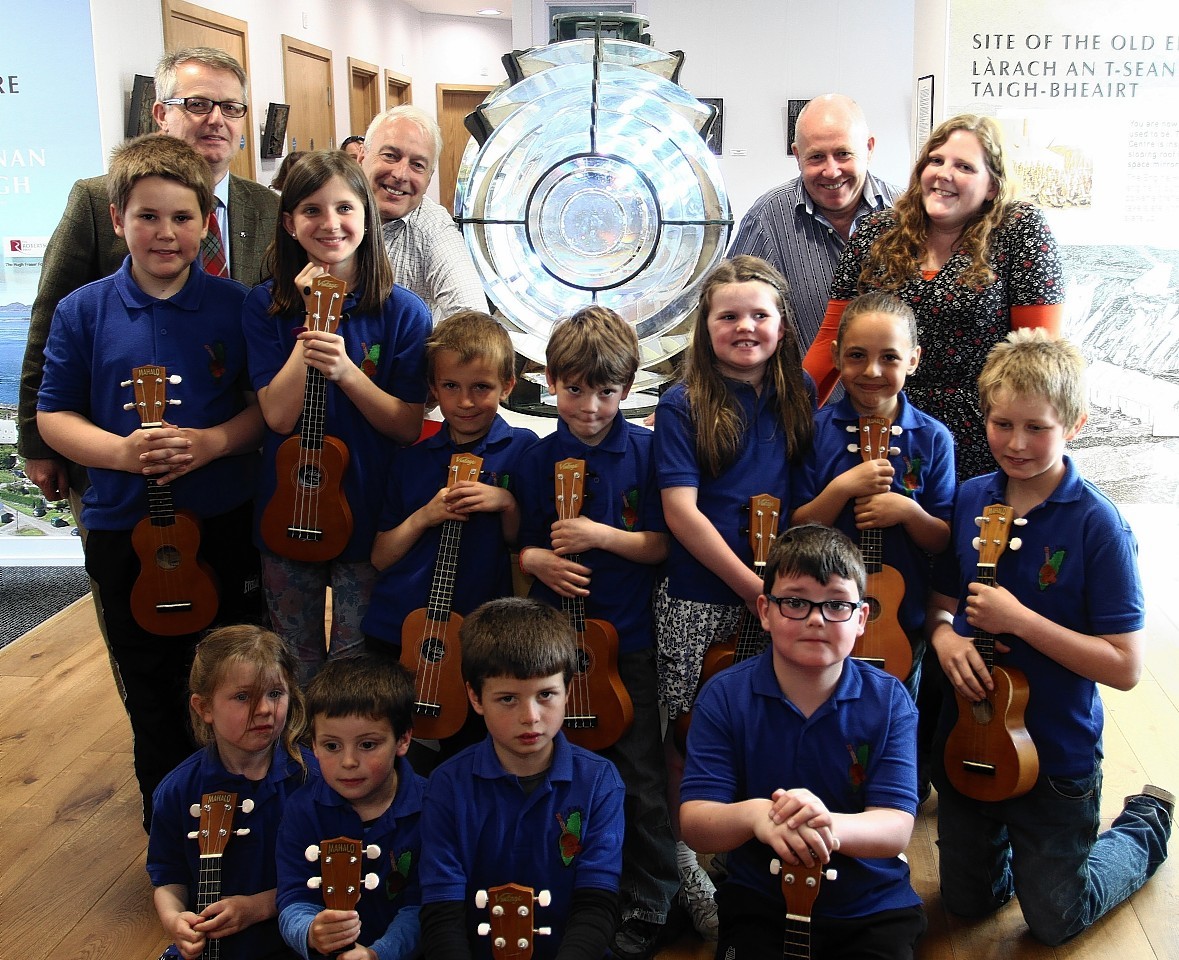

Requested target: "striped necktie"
[{"left": 200, "top": 203, "right": 228, "bottom": 278}]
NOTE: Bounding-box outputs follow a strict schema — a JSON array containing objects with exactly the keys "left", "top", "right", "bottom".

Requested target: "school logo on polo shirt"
[
  {"left": 360, "top": 342, "right": 381, "bottom": 379},
  {"left": 901, "top": 455, "right": 923, "bottom": 497},
  {"left": 847, "top": 743, "right": 869, "bottom": 792},
  {"left": 386, "top": 849, "right": 413, "bottom": 899},
  {"left": 1039, "top": 546, "right": 1065, "bottom": 590},
  {"left": 556, "top": 809, "right": 584, "bottom": 866}
]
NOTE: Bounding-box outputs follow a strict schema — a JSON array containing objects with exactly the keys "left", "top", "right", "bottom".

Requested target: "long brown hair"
[
  {"left": 680, "top": 256, "right": 813, "bottom": 477},
  {"left": 861, "top": 114, "right": 1017, "bottom": 292},
  {"left": 265, "top": 150, "right": 394, "bottom": 315}
]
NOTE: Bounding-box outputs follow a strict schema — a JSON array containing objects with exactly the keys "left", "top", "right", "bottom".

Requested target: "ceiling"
[{"left": 401, "top": 0, "right": 513, "bottom": 19}]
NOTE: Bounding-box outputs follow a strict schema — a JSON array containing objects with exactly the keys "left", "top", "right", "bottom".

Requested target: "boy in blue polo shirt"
[
  {"left": 928, "top": 329, "right": 1172, "bottom": 946},
  {"left": 275, "top": 656, "right": 426, "bottom": 960},
  {"left": 514, "top": 306, "right": 679, "bottom": 958},
  {"left": 418, "top": 597, "right": 626, "bottom": 960},
  {"left": 792, "top": 292, "right": 954, "bottom": 702},
  {"left": 681, "top": 524, "right": 926, "bottom": 959},
  {"left": 363, "top": 310, "right": 535, "bottom": 664},
  {"left": 37, "top": 134, "right": 266, "bottom": 831}
]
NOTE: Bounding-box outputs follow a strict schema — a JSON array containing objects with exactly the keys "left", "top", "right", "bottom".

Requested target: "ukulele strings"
[
  {"left": 418, "top": 462, "right": 463, "bottom": 710},
  {"left": 293, "top": 289, "right": 334, "bottom": 538},
  {"left": 556, "top": 467, "right": 591, "bottom": 722},
  {"left": 143, "top": 374, "right": 181, "bottom": 605}
]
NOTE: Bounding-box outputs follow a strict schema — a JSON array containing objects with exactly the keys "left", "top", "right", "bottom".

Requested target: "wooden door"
[
  {"left": 347, "top": 57, "right": 381, "bottom": 139},
  {"left": 385, "top": 69, "right": 413, "bottom": 110},
  {"left": 436, "top": 85, "right": 493, "bottom": 215},
  {"left": 161, "top": 0, "right": 256, "bottom": 180},
  {"left": 281, "top": 36, "right": 335, "bottom": 153}
]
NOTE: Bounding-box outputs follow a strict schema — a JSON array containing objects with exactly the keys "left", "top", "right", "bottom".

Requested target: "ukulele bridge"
[
  {"left": 413, "top": 701, "right": 442, "bottom": 718},
  {"left": 564, "top": 714, "right": 598, "bottom": 730},
  {"left": 286, "top": 526, "right": 325, "bottom": 541},
  {"left": 155, "top": 601, "right": 195, "bottom": 613},
  {"left": 852, "top": 655, "right": 886, "bottom": 669},
  {"left": 961, "top": 760, "right": 997, "bottom": 776}
]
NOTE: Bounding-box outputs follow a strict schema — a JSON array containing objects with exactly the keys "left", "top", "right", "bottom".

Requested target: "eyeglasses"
[
  {"left": 764, "top": 595, "right": 865, "bottom": 623},
  {"left": 161, "top": 97, "right": 248, "bottom": 119}
]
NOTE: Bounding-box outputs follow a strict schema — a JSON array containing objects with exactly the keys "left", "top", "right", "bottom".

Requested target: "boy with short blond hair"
[
  {"left": 276, "top": 656, "right": 426, "bottom": 960},
  {"left": 37, "top": 133, "right": 266, "bottom": 831},
  {"left": 929, "top": 328, "right": 1172, "bottom": 945},
  {"left": 681, "top": 524, "right": 925, "bottom": 958},
  {"left": 418, "top": 597, "right": 626, "bottom": 960},
  {"left": 514, "top": 307, "right": 679, "bottom": 957}
]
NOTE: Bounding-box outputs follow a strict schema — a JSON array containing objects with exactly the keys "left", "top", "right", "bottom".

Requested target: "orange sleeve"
[
  {"left": 1010, "top": 302, "right": 1063, "bottom": 336},
  {"left": 802, "top": 299, "right": 849, "bottom": 407}
]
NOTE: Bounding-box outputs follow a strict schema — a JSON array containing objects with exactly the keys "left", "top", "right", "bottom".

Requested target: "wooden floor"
[{"left": 1, "top": 504, "right": 1176, "bottom": 960}]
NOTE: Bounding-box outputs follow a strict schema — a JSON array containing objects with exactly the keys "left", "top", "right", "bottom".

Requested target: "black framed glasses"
[
  {"left": 162, "top": 97, "right": 248, "bottom": 119},
  {"left": 765, "top": 594, "right": 865, "bottom": 623}
]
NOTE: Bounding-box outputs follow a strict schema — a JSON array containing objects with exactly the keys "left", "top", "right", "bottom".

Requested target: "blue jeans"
[
  {"left": 600, "top": 647, "right": 680, "bottom": 924},
  {"left": 934, "top": 759, "right": 1172, "bottom": 945}
]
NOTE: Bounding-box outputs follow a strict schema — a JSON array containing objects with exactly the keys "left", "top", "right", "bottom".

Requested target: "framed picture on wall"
[
  {"left": 786, "top": 98, "right": 809, "bottom": 155},
  {"left": 126, "top": 75, "right": 156, "bottom": 139},
  {"left": 915, "top": 75, "right": 935, "bottom": 153},
  {"left": 261, "top": 102, "right": 290, "bottom": 159}
]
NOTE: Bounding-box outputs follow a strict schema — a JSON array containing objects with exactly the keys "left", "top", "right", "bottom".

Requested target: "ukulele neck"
[
  {"left": 425, "top": 518, "right": 465, "bottom": 622},
  {"left": 860, "top": 526, "right": 883, "bottom": 573},
  {"left": 783, "top": 915, "right": 811, "bottom": 959},
  {"left": 973, "top": 561, "right": 998, "bottom": 672},
  {"left": 299, "top": 367, "right": 330, "bottom": 451}
]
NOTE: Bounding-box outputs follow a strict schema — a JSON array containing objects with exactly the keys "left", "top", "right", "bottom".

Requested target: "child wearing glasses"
[{"left": 680, "top": 524, "right": 925, "bottom": 959}]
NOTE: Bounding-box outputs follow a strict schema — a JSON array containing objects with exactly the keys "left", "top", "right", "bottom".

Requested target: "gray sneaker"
[{"left": 677, "top": 859, "right": 719, "bottom": 941}]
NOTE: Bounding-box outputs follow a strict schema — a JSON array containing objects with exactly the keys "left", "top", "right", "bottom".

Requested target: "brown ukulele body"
[
  {"left": 261, "top": 433, "right": 353, "bottom": 562},
  {"left": 400, "top": 606, "right": 468, "bottom": 740},
  {"left": 854, "top": 563, "right": 912, "bottom": 680},
  {"left": 564, "top": 616, "right": 633, "bottom": 751},
  {"left": 945, "top": 664, "right": 1039, "bottom": 802},
  {"left": 130, "top": 509, "right": 220, "bottom": 636}
]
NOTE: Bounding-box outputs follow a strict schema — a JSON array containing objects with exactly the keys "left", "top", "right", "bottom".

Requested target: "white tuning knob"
[
  {"left": 847, "top": 443, "right": 860, "bottom": 454},
  {"left": 537, "top": 890, "right": 552, "bottom": 907},
  {"left": 972, "top": 537, "right": 981, "bottom": 550},
  {"left": 1009, "top": 538, "right": 1023, "bottom": 551},
  {"left": 304, "top": 844, "right": 321, "bottom": 862},
  {"left": 1013, "top": 517, "right": 1028, "bottom": 526},
  {"left": 168, "top": 374, "right": 182, "bottom": 384},
  {"left": 187, "top": 830, "right": 199, "bottom": 840},
  {"left": 234, "top": 828, "right": 251, "bottom": 837},
  {"left": 477, "top": 923, "right": 491, "bottom": 936},
  {"left": 189, "top": 803, "right": 202, "bottom": 817},
  {"left": 241, "top": 799, "right": 255, "bottom": 814},
  {"left": 363, "top": 872, "right": 380, "bottom": 891},
  {"left": 364, "top": 844, "right": 381, "bottom": 859},
  {"left": 167, "top": 398, "right": 182, "bottom": 406},
  {"left": 888, "top": 446, "right": 901, "bottom": 456},
  {"left": 891, "top": 425, "right": 903, "bottom": 435},
  {"left": 123, "top": 402, "right": 136, "bottom": 411},
  {"left": 974, "top": 515, "right": 985, "bottom": 527},
  {"left": 307, "top": 876, "right": 323, "bottom": 890},
  {"left": 770, "top": 858, "right": 781, "bottom": 875},
  {"left": 537, "top": 927, "right": 552, "bottom": 937},
  {"left": 475, "top": 890, "right": 489, "bottom": 909},
  {"left": 120, "top": 379, "right": 133, "bottom": 388},
  {"left": 825, "top": 868, "right": 838, "bottom": 881},
  {"left": 845, "top": 424, "right": 858, "bottom": 433}
]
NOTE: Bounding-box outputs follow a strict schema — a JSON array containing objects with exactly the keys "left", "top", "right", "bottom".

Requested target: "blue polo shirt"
[
  {"left": 654, "top": 377, "right": 815, "bottom": 604},
  {"left": 147, "top": 743, "right": 315, "bottom": 960},
  {"left": 794, "top": 392, "right": 956, "bottom": 635},
  {"left": 243, "top": 282, "right": 430, "bottom": 562},
  {"left": 276, "top": 756, "right": 425, "bottom": 960},
  {"left": 39, "top": 257, "right": 257, "bottom": 530},
  {"left": 515, "top": 416, "right": 664, "bottom": 653},
  {"left": 362, "top": 414, "right": 537, "bottom": 645},
  {"left": 931, "top": 457, "right": 1144, "bottom": 778},
  {"left": 419, "top": 732, "right": 624, "bottom": 959},
  {"left": 681, "top": 653, "right": 920, "bottom": 919}
]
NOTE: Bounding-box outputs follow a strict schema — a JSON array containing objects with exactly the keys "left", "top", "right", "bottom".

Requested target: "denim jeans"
[
  {"left": 600, "top": 647, "right": 680, "bottom": 924},
  {"left": 934, "top": 759, "right": 1172, "bottom": 945}
]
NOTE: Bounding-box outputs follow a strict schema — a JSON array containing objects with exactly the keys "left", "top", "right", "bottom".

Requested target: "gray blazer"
[{"left": 17, "top": 173, "right": 280, "bottom": 464}]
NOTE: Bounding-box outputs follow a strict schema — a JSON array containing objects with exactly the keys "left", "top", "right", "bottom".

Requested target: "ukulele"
[
  {"left": 674, "top": 493, "right": 779, "bottom": 750},
  {"left": 260, "top": 275, "right": 353, "bottom": 562},
  {"left": 124, "top": 365, "right": 220, "bottom": 636},
  {"left": 769, "top": 857, "right": 837, "bottom": 960},
  {"left": 553, "top": 458, "right": 633, "bottom": 751},
  {"left": 476, "top": 883, "right": 552, "bottom": 958},
  {"left": 943, "top": 504, "right": 1040, "bottom": 802},
  {"left": 305, "top": 836, "right": 381, "bottom": 955},
  {"left": 399, "top": 452, "right": 481, "bottom": 740},
  {"left": 187, "top": 792, "right": 255, "bottom": 960},
  {"left": 844, "top": 416, "right": 912, "bottom": 681}
]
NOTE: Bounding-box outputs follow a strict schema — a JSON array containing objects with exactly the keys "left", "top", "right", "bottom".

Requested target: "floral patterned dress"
[{"left": 830, "top": 202, "right": 1064, "bottom": 480}]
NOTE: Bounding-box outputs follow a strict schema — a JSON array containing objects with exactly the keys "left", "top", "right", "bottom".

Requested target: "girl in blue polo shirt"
[
  {"left": 244, "top": 151, "right": 430, "bottom": 686},
  {"left": 148, "top": 624, "right": 313, "bottom": 960},
  {"left": 652, "top": 255, "right": 815, "bottom": 936}
]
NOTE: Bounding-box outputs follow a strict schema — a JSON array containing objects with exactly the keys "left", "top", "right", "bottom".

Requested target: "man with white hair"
[{"left": 361, "top": 105, "right": 486, "bottom": 323}]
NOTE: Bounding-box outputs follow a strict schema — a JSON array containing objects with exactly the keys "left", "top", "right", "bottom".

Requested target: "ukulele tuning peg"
[
  {"left": 167, "top": 398, "right": 182, "bottom": 406},
  {"left": 120, "top": 378, "right": 133, "bottom": 388},
  {"left": 187, "top": 830, "right": 200, "bottom": 840},
  {"left": 123, "top": 402, "right": 136, "bottom": 412},
  {"left": 240, "top": 799, "right": 255, "bottom": 814},
  {"left": 304, "top": 844, "right": 321, "bottom": 862},
  {"left": 364, "top": 843, "right": 382, "bottom": 860},
  {"left": 770, "top": 858, "right": 782, "bottom": 875},
  {"left": 1013, "top": 517, "right": 1028, "bottom": 526},
  {"left": 888, "top": 446, "right": 901, "bottom": 457},
  {"left": 537, "top": 890, "right": 552, "bottom": 907},
  {"left": 1009, "top": 538, "right": 1023, "bottom": 551},
  {"left": 475, "top": 890, "right": 489, "bottom": 909},
  {"left": 972, "top": 536, "right": 981, "bottom": 551},
  {"left": 233, "top": 828, "right": 251, "bottom": 837},
  {"left": 824, "top": 868, "right": 838, "bottom": 881},
  {"left": 537, "top": 927, "right": 553, "bottom": 937},
  {"left": 168, "top": 374, "right": 182, "bottom": 384},
  {"left": 846, "top": 443, "right": 860, "bottom": 454},
  {"left": 306, "top": 876, "right": 323, "bottom": 890},
  {"left": 891, "top": 425, "right": 903, "bottom": 435},
  {"left": 845, "top": 424, "right": 859, "bottom": 434},
  {"left": 363, "top": 872, "right": 380, "bottom": 891},
  {"left": 477, "top": 923, "right": 492, "bottom": 936},
  {"left": 974, "top": 515, "right": 985, "bottom": 527},
  {"left": 516, "top": 905, "right": 530, "bottom": 918}
]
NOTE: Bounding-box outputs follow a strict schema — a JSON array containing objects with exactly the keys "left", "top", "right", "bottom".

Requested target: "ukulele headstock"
[
  {"left": 973, "top": 504, "right": 1027, "bottom": 566},
  {"left": 187, "top": 791, "right": 254, "bottom": 855},
  {"left": 770, "top": 857, "right": 836, "bottom": 918},
  {"left": 554, "top": 458, "right": 586, "bottom": 522},
  {"left": 304, "top": 836, "right": 381, "bottom": 910},
  {"left": 300, "top": 274, "right": 348, "bottom": 335},
  {"left": 122, "top": 364, "right": 182, "bottom": 429},
  {"left": 448, "top": 452, "right": 484, "bottom": 489},
  {"left": 476, "top": 883, "right": 551, "bottom": 958},
  {"left": 746, "top": 493, "right": 781, "bottom": 572},
  {"left": 846, "top": 416, "right": 901, "bottom": 461}
]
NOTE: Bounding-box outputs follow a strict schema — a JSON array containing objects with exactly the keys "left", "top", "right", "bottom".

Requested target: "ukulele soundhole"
[
  {"left": 864, "top": 596, "right": 882, "bottom": 623},
  {"left": 297, "top": 464, "right": 324, "bottom": 489},
  {"left": 421, "top": 636, "right": 446, "bottom": 664},
  {"left": 970, "top": 699, "right": 995, "bottom": 724},
  {"left": 154, "top": 545, "right": 182, "bottom": 571},
  {"left": 574, "top": 647, "right": 592, "bottom": 675}
]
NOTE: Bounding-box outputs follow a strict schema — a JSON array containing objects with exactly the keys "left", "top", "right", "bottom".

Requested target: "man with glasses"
[
  {"left": 680, "top": 522, "right": 926, "bottom": 959},
  {"left": 16, "top": 47, "right": 278, "bottom": 696}
]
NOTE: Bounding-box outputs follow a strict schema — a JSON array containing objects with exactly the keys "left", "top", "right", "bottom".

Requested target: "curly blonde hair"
[{"left": 861, "top": 114, "right": 1017, "bottom": 292}]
